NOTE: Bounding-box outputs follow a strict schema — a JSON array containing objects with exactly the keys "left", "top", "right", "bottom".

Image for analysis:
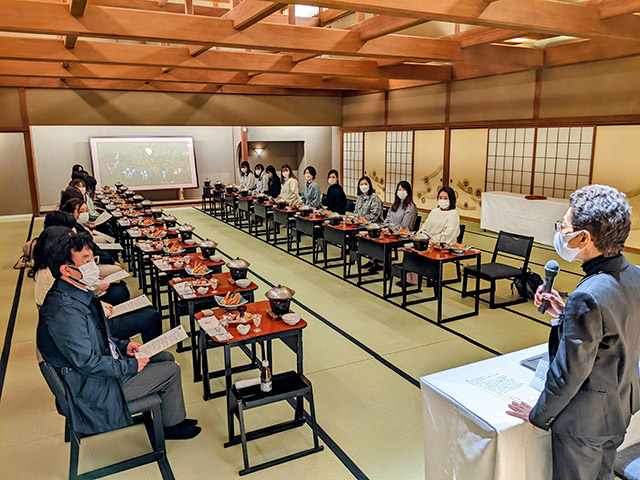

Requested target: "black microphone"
[{"left": 538, "top": 260, "right": 560, "bottom": 315}]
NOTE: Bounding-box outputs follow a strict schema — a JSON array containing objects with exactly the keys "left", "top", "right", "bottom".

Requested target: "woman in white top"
[
  {"left": 277, "top": 163, "right": 300, "bottom": 205},
  {"left": 239, "top": 161, "right": 256, "bottom": 190},
  {"left": 253, "top": 163, "right": 267, "bottom": 193},
  {"left": 419, "top": 186, "right": 460, "bottom": 244}
]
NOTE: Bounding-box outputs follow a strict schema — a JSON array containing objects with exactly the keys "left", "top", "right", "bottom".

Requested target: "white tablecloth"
[
  {"left": 421, "top": 345, "right": 640, "bottom": 480},
  {"left": 481, "top": 192, "right": 569, "bottom": 246}
]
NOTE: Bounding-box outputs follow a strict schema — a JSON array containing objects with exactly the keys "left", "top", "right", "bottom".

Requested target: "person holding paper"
[
  {"left": 506, "top": 185, "right": 640, "bottom": 480},
  {"left": 36, "top": 228, "right": 200, "bottom": 439}
]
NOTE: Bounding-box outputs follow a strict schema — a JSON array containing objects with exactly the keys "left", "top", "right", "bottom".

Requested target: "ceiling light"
[{"left": 503, "top": 37, "right": 536, "bottom": 44}]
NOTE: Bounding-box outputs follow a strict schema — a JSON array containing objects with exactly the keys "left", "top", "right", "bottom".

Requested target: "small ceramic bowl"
[
  {"left": 197, "top": 287, "right": 209, "bottom": 295},
  {"left": 282, "top": 313, "right": 301, "bottom": 326},
  {"left": 184, "top": 239, "right": 197, "bottom": 246},
  {"left": 235, "top": 279, "right": 251, "bottom": 289},
  {"left": 237, "top": 323, "right": 251, "bottom": 335},
  {"left": 210, "top": 255, "right": 223, "bottom": 263}
]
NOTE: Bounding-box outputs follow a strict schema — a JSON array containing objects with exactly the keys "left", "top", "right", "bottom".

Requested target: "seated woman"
[
  {"left": 265, "top": 165, "right": 281, "bottom": 198},
  {"left": 31, "top": 224, "right": 162, "bottom": 343},
  {"left": 69, "top": 177, "right": 99, "bottom": 221},
  {"left": 277, "top": 164, "right": 300, "bottom": 205},
  {"left": 253, "top": 163, "right": 267, "bottom": 193},
  {"left": 418, "top": 186, "right": 460, "bottom": 244},
  {"left": 354, "top": 176, "right": 383, "bottom": 223},
  {"left": 238, "top": 161, "right": 256, "bottom": 190},
  {"left": 325, "top": 169, "right": 347, "bottom": 214},
  {"left": 300, "top": 166, "right": 321, "bottom": 209},
  {"left": 383, "top": 181, "right": 417, "bottom": 231}
]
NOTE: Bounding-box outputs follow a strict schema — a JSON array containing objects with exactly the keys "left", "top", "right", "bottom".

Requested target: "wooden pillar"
[
  {"left": 533, "top": 68, "right": 542, "bottom": 120},
  {"left": 442, "top": 80, "right": 452, "bottom": 187},
  {"left": 18, "top": 88, "right": 40, "bottom": 216},
  {"left": 241, "top": 127, "right": 249, "bottom": 164}
]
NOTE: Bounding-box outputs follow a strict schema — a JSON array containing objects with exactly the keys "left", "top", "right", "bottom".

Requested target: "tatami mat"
[{"left": 1, "top": 210, "right": 637, "bottom": 479}]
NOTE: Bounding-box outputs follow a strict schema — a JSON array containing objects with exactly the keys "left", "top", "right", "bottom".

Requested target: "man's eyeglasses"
[{"left": 555, "top": 221, "right": 571, "bottom": 233}]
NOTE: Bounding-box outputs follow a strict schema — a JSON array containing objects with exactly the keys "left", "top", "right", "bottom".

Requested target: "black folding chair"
[
  {"left": 37, "top": 351, "right": 174, "bottom": 480},
  {"left": 461, "top": 230, "right": 534, "bottom": 308}
]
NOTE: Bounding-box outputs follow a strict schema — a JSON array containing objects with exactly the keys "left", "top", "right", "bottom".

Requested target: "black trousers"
[
  {"left": 109, "top": 306, "right": 163, "bottom": 343},
  {"left": 552, "top": 431, "right": 625, "bottom": 480},
  {"left": 101, "top": 281, "right": 130, "bottom": 306}
]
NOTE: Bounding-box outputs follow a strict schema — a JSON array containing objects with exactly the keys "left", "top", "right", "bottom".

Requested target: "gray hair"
[{"left": 569, "top": 184, "right": 631, "bottom": 257}]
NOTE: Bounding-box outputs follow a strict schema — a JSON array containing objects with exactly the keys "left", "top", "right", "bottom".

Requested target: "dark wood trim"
[
  {"left": 444, "top": 80, "right": 452, "bottom": 124},
  {"left": 0, "top": 126, "right": 28, "bottom": 132},
  {"left": 530, "top": 127, "right": 538, "bottom": 195},
  {"left": 341, "top": 115, "right": 640, "bottom": 132},
  {"left": 339, "top": 127, "right": 344, "bottom": 186},
  {"left": 241, "top": 126, "right": 248, "bottom": 165},
  {"left": 17, "top": 88, "right": 40, "bottom": 217},
  {"left": 484, "top": 128, "right": 490, "bottom": 193},
  {"left": 589, "top": 124, "right": 597, "bottom": 183},
  {"left": 383, "top": 90, "right": 389, "bottom": 126},
  {"left": 533, "top": 68, "right": 542, "bottom": 120},
  {"left": 443, "top": 127, "right": 451, "bottom": 187}
]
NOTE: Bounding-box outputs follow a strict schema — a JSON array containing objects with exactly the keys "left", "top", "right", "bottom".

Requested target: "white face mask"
[
  {"left": 438, "top": 199, "right": 450, "bottom": 210},
  {"left": 255, "top": 170, "right": 262, "bottom": 177},
  {"left": 78, "top": 212, "right": 90, "bottom": 225},
  {"left": 72, "top": 260, "right": 100, "bottom": 287},
  {"left": 241, "top": 168, "right": 247, "bottom": 174},
  {"left": 553, "top": 230, "right": 586, "bottom": 263},
  {"left": 282, "top": 171, "right": 290, "bottom": 178},
  {"left": 360, "top": 184, "right": 369, "bottom": 194},
  {"left": 79, "top": 187, "right": 86, "bottom": 195},
  {"left": 328, "top": 177, "right": 337, "bottom": 186},
  {"left": 397, "top": 190, "right": 408, "bottom": 200}
]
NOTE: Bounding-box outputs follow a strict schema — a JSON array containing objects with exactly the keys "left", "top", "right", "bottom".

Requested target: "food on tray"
[
  {"left": 190, "top": 262, "right": 208, "bottom": 274},
  {"left": 165, "top": 242, "right": 183, "bottom": 253},
  {"left": 220, "top": 292, "right": 241, "bottom": 306},
  {"left": 397, "top": 227, "right": 411, "bottom": 234}
]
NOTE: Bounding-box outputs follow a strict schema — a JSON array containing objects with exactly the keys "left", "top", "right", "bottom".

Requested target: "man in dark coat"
[
  {"left": 37, "top": 227, "right": 200, "bottom": 439},
  {"left": 507, "top": 185, "right": 640, "bottom": 479}
]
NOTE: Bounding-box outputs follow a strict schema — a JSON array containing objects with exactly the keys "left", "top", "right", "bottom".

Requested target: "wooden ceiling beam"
[
  {"left": 447, "top": 27, "right": 524, "bottom": 48},
  {"left": 461, "top": 44, "right": 544, "bottom": 67},
  {"left": 0, "top": 1, "right": 460, "bottom": 62},
  {"left": 318, "top": 8, "right": 351, "bottom": 26},
  {"left": 88, "top": 0, "right": 229, "bottom": 16},
  {"left": 349, "top": 15, "right": 425, "bottom": 41},
  {"left": 0, "top": 75, "right": 344, "bottom": 95},
  {"left": 588, "top": 0, "right": 640, "bottom": 18},
  {"left": 275, "top": 0, "right": 640, "bottom": 41},
  {"left": 223, "top": 1, "right": 285, "bottom": 30},
  {"left": 0, "top": 37, "right": 453, "bottom": 81},
  {"left": 544, "top": 38, "right": 640, "bottom": 66},
  {"left": 70, "top": 0, "right": 89, "bottom": 17}
]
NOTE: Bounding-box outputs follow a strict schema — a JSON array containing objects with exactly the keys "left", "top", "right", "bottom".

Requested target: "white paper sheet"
[
  {"left": 94, "top": 210, "right": 112, "bottom": 226},
  {"left": 466, "top": 368, "right": 538, "bottom": 405},
  {"left": 529, "top": 360, "right": 550, "bottom": 392},
  {"left": 135, "top": 325, "right": 188, "bottom": 359},
  {"left": 95, "top": 232, "right": 115, "bottom": 243},
  {"left": 197, "top": 316, "right": 233, "bottom": 341},
  {"left": 111, "top": 295, "right": 152, "bottom": 317},
  {"left": 101, "top": 270, "right": 130, "bottom": 284},
  {"left": 99, "top": 242, "right": 123, "bottom": 250}
]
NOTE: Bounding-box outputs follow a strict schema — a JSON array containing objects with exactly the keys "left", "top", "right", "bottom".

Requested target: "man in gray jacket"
[{"left": 507, "top": 184, "right": 640, "bottom": 479}]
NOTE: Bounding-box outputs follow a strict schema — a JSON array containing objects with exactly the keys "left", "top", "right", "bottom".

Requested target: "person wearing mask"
[
  {"left": 239, "top": 161, "right": 256, "bottom": 190},
  {"left": 383, "top": 181, "right": 418, "bottom": 230},
  {"left": 300, "top": 166, "right": 321, "bottom": 209},
  {"left": 277, "top": 164, "right": 300, "bottom": 205},
  {"left": 71, "top": 164, "right": 85, "bottom": 180},
  {"left": 265, "top": 165, "right": 281, "bottom": 198},
  {"left": 418, "top": 186, "right": 460, "bottom": 244},
  {"left": 37, "top": 227, "right": 200, "bottom": 439},
  {"left": 325, "top": 169, "right": 347, "bottom": 214},
  {"left": 69, "top": 178, "right": 100, "bottom": 221},
  {"left": 507, "top": 185, "right": 640, "bottom": 480},
  {"left": 354, "top": 176, "right": 383, "bottom": 223},
  {"left": 253, "top": 163, "right": 267, "bottom": 193}
]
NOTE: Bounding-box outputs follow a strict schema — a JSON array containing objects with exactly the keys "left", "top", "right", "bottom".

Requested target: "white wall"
[
  {"left": 31, "top": 125, "right": 236, "bottom": 206},
  {"left": 0, "top": 133, "right": 31, "bottom": 215}
]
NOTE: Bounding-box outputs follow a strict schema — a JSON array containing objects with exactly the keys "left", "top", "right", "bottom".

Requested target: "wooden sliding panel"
[
  {"left": 448, "top": 128, "right": 488, "bottom": 220},
  {"left": 449, "top": 70, "right": 536, "bottom": 122},
  {"left": 412, "top": 129, "right": 445, "bottom": 211},
  {"left": 0, "top": 87, "right": 22, "bottom": 128},
  {"left": 592, "top": 125, "right": 640, "bottom": 250},
  {"left": 387, "top": 83, "right": 446, "bottom": 126},
  {"left": 540, "top": 57, "right": 640, "bottom": 119},
  {"left": 363, "top": 131, "right": 386, "bottom": 199},
  {"left": 343, "top": 92, "right": 385, "bottom": 127}
]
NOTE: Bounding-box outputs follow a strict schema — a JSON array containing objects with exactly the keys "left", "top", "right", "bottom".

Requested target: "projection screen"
[{"left": 89, "top": 136, "right": 198, "bottom": 190}]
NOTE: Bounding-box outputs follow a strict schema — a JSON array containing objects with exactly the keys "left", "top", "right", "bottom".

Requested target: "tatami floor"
[{"left": 2, "top": 209, "right": 638, "bottom": 479}]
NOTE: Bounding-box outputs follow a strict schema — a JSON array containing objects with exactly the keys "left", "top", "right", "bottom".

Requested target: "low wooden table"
[
  {"left": 272, "top": 206, "right": 298, "bottom": 250},
  {"left": 322, "top": 222, "right": 366, "bottom": 278},
  {"left": 356, "top": 232, "right": 409, "bottom": 297},
  {"left": 293, "top": 213, "right": 326, "bottom": 262},
  {"left": 169, "top": 273, "right": 258, "bottom": 382}
]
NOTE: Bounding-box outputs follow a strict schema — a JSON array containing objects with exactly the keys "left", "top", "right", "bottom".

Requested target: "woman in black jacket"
[
  {"left": 325, "top": 169, "right": 347, "bottom": 214},
  {"left": 265, "top": 165, "right": 282, "bottom": 198}
]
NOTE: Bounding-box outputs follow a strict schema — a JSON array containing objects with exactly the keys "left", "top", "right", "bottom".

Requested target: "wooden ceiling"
[{"left": 0, "top": 0, "right": 638, "bottom": 96}]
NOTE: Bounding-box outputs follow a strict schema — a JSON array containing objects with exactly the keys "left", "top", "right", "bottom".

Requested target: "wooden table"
[
  {"left": 196, "top": 300, "right": 307, "bottom": 439},
  {"left": 293, "top": 213, "right": 326, "bottom": 262},
  {"left": 169, "top": 273, "right": 258, "bottom": 382},
  {"left": 237, "top": 195, "right": 255, "bottom": 231},
  {"left": 133, "top": 236, "right": 194, "bottom": 293},
  {"left": 322, "top": 222, "right": 366, "bottom": 278},
  {"left": 356, "top": 232, "right": 409, "bottom": 297},
  {"left": 252, "top": 200, "right": 274, "bottom": 239},
  {"left": 223, "top": 191, "right": 239, "bottom": 224},
  {"left": 393, "top": 246, "right": 481, "bottom": 323}
]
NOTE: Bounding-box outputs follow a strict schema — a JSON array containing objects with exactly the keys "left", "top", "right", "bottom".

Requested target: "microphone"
[{"left": 538, "top": 260, "right": 560, "bottom": 315}]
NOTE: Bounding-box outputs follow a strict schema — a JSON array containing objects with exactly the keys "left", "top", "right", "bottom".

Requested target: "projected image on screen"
[{"left": 89, "top": 136, "right": 198, "bottom": 191}]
